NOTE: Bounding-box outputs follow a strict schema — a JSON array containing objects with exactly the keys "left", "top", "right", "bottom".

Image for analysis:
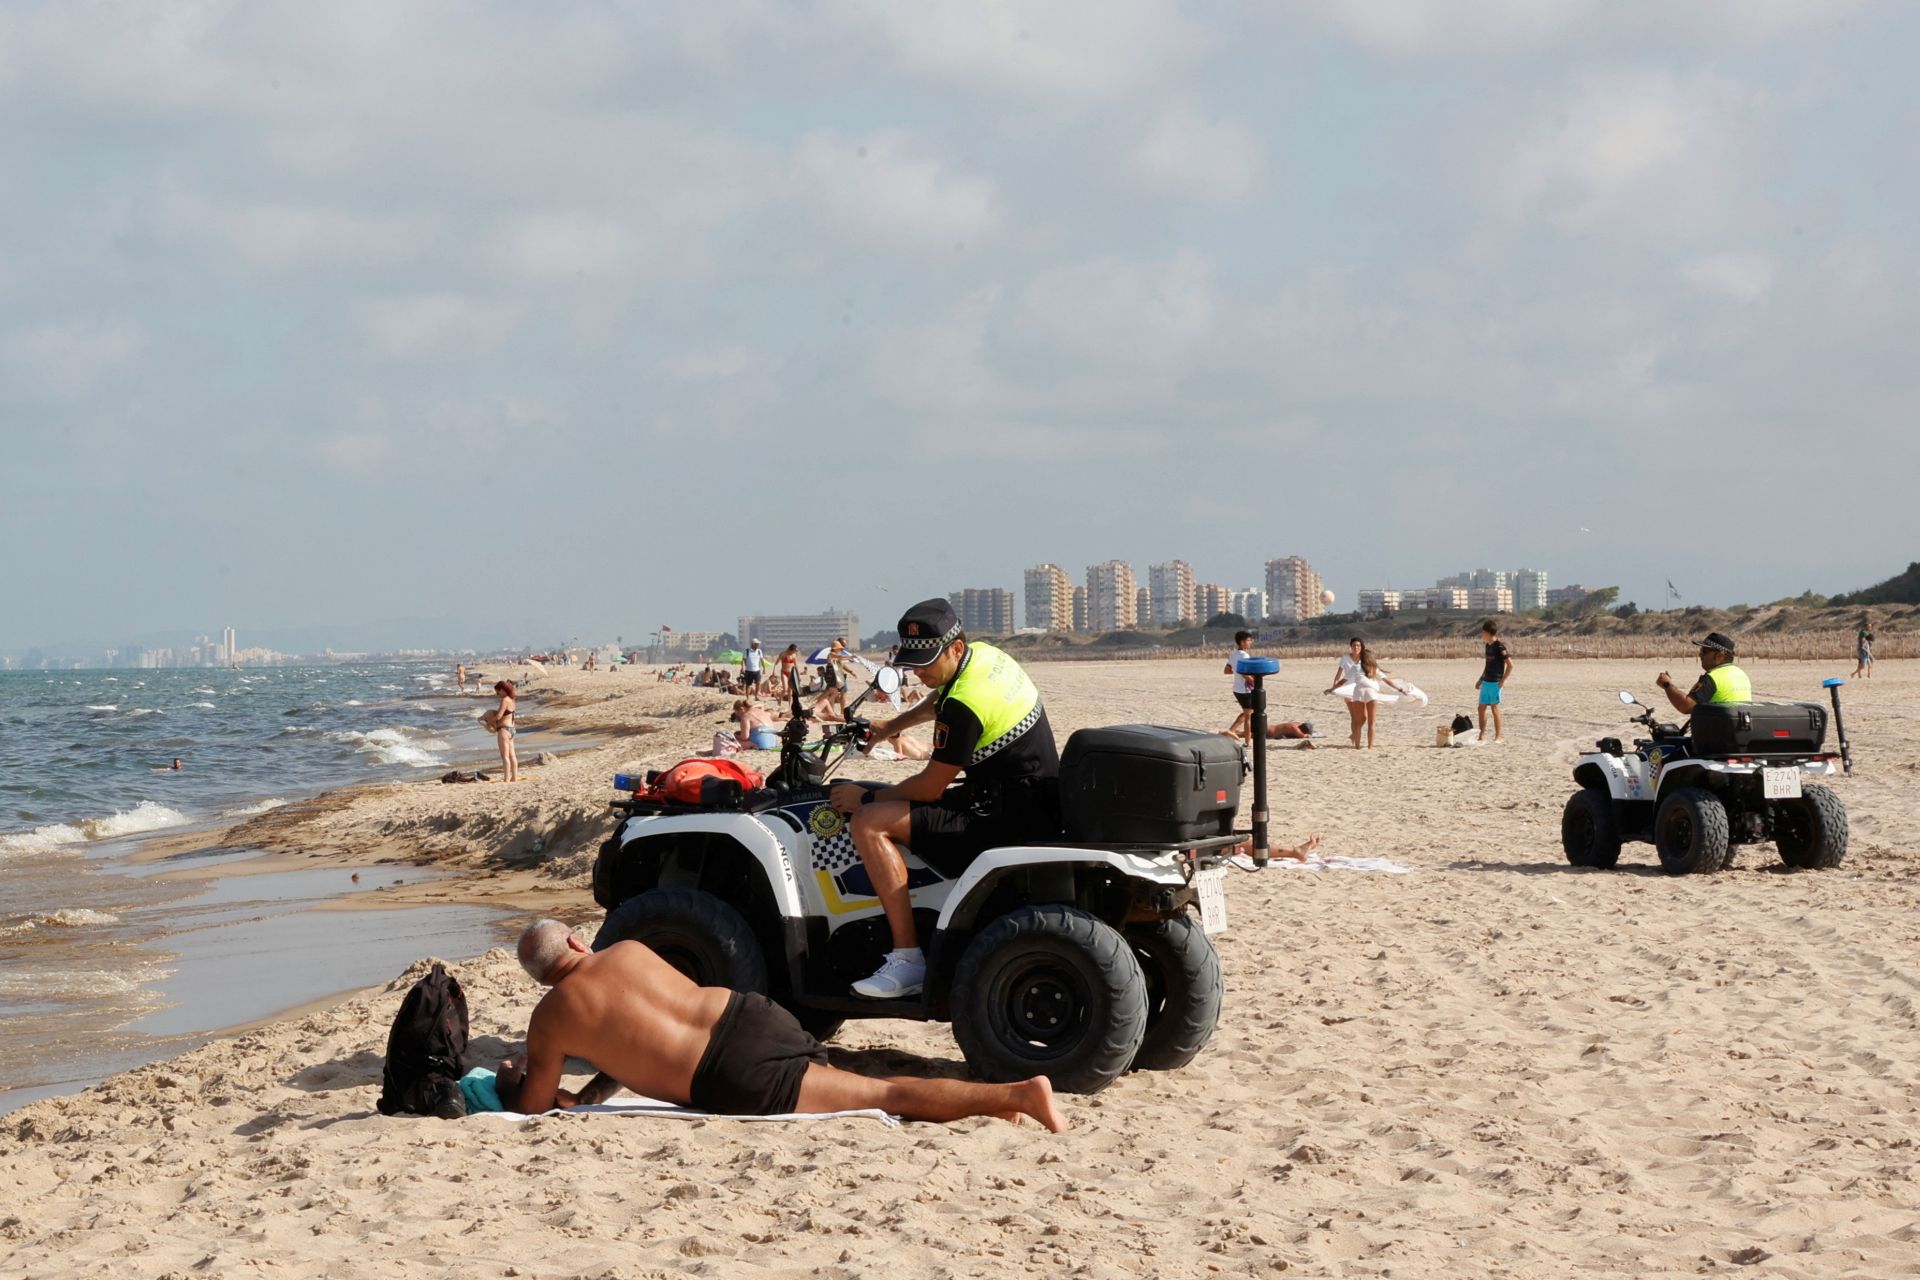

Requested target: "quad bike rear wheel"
[
  {"left": 1774, "top": 784, "right": 1848, "bottom": 870},
  {"left": 593, "top": 888, "right": 770, "bottom": 990},
  {"left": 1125, "top": 914, "right": 1222, "bottom": 1072},
  {"left": 951, "top": 904, "right": 1146, "bottom": 1094},
  {"left": 1654, "top": 787, "right": 1731, "bottom": 876}
]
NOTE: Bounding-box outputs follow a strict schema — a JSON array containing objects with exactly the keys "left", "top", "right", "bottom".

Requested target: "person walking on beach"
[
  {"left": 1852, "top": 618, "right": 1875, "bottom": 679},
  {"left": 1477, "top": 620, "right": 1512, "bottom": 742},
  {"left": 1223, "top": 630, "right": 1258, "bottom": 743},
  {"left": 496, "top": 921, "right": 1065, "bottom": 1130},
  {"left": 1328, "top": 637, "right": 1369, "bottom": 748},
  {"left": 743, "top": 639, "right": 764, "bottom": 699},
  {"left": 455, "top": 663, "right": 468, "bottom": 695},
  {"left": 491, "top": 680, "right": 519, "bottom": 782}
]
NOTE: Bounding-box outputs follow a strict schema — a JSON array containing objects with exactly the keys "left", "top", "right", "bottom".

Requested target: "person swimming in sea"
[{"left": 150, "top": 758, "right": 183, "bottom": 773}]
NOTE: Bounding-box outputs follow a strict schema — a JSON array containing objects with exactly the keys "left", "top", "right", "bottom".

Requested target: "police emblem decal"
[
  {"left": 808, "top": 805, "right": 846, "bottom": 838},
  {"left": 933, "top": 723, "right": 948, "bottom": 750}
]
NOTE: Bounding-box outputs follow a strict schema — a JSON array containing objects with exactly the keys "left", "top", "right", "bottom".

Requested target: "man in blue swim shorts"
[{"left": 1477, "top": 619, "right": 1512, "bottom": 742}]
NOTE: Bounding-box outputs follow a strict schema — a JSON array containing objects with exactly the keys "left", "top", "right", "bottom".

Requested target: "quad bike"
[
  {"left": 1562, "top": 686, "right": 1851, "bottom": 876},
  {"left": 588, "top": 658, "right": 1284, "bottom": 1094}
]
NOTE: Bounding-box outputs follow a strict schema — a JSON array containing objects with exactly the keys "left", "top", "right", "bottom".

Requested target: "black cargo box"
[
  {"left": 1059, "top": 724, "right": 1244, "bottom": 844},
  {"left": 1690, "top": 701, "right": 1827, "bottom": 756}
]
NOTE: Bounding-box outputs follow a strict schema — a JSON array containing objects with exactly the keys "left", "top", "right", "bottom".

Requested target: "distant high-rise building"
[
  {"left": 951, "top": 588, "right": 1016, "bottom": 636},
  {"left": 1071, "top": 586, "right": 1089, "bottom": 633},
  {"left": 1512, "top": 568, "right": 1549, "bottom": 612},
  {"left": 222, "top": 625, "right": 237, "bottom": 666},
  {"left": 1086, "top": 561, "right": 1138, "bottom": 632},
  {"left": 1147, "top": 561, "right": 1197, "bottom": 627},
  {"left": 1357, "top": 589, "right": 1401, "bottom": 614},
  {"left": 1469, "top": 569, "right": 1510, "bottom": 592},
  {"left": 1195, "top": 583, "right": 1233, "bottom": 621},
  {"left": 736, "top": 610, "right": 860, "bottom": 654},
  {"left": 1135, "top": 586, "right": 1153, "bottom": 627},
  {"left": 1265, "top": 556, "right": 1324, "bottom": 623},
  {"left": 1024, "top": 564, "right": 1074, "bottom": 631},
  {"left": 1228, "top": 588, "right": 1266, "bottom": 623},
  {"left": 1468, "top": 587, "right": 1514, "bottom": 613}
]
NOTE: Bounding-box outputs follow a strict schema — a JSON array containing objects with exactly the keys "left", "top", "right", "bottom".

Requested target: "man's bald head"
[{"left": 517, "top": 919, "right": 577, "bottom": 984}]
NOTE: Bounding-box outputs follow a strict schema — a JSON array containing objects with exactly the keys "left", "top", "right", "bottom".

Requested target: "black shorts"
[
  {"left": 909, "top": 779, "right": 1061, "bottom": 879},
  {"left": 744, "top": 669, "right": 762, "bottom": 688},
  {"left": 687, "top": 991, "right": 827, "bottom": 1116},
  {"left": 1233, "top": 691, "right": 1254, "bottom": 710}
]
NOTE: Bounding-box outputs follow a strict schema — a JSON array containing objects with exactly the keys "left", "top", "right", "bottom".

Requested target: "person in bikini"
[{"left": 494, "top": 920, "right": 1065, "bottom": 1131}]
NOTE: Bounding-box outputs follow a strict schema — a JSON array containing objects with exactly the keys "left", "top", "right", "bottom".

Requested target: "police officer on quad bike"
[
  {"left": 828, "top": 598, "right": 1061, "bottom": 1000},
  {"left": 1654, "top": 631, "right": 1751, "bottom": 713}
]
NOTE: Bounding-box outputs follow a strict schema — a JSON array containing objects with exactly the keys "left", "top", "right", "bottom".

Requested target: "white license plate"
[
  {"left": 1195, "top": 867, "right": 1229, "bottom": 936},
  {"left": 1762, "top": 766, "right": 1803, "bottom": 799}
]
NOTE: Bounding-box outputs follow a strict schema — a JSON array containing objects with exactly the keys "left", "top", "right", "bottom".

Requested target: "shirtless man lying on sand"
[{"left": 494, "top": 920, "right": 1066, "bottom": 1131}]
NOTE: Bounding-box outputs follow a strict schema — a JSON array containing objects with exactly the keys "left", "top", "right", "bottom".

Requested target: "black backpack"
[
  {"left": 1450, "top": 713, "right": 1474, "bottom": 736},
  {"left": 376, "top": 962, "right": 471, "bottom": 1118}
]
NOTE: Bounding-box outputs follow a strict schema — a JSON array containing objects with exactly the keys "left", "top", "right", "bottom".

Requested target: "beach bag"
[
  {"left": 480, "top": 709, "right": 503, "bottom": 733},
  {"left": 377, "top": 962, "right": 471, "bottom": 1119},
  {"left": 644, "top": 757, "right": 764, "bottom": 806}
]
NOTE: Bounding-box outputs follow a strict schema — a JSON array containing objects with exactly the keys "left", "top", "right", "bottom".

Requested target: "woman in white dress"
[{"left": 1327, "top": 637, "right": 1371, "bottom": 748}]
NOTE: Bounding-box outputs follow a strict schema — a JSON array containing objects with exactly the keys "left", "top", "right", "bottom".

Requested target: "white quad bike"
[
  {"left": 590, "top": 664, "right": 1254, "bottom": 1094},
  {"left": 1562, "top": 687, "right": 1852, "bottom": 875}
]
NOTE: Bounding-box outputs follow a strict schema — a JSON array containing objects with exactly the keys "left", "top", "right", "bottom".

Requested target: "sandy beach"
[{"left": 4, "top": 655, "right": 1917, "bottom": 1278}]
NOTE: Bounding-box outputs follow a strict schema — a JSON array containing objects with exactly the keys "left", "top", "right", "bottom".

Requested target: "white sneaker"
[{"left": 853, "top": 949, "right": 926, "bottom": 999}]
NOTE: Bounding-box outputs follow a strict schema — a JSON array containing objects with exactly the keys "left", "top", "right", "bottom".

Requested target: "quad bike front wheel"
[
  {"left": 1561, "top": 786, "right": 1623, "bottom": 869},
  {"left": 1774, "top": 784, "right": 1849, "bottom": 870},
  {"left": 951, "top": 904, "right": 1146, "bottom": 1094},
  {"left": 1126, "top": 914, "right": 1222, "bottom": 1072},
  {"left": 1654, "top": 787, "right": 1731, "bottom": 876}
]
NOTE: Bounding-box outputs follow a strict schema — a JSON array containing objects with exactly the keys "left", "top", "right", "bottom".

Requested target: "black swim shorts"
[
  {"left": 688, "top": 991, "right": 827, "bottom": 1116},
  {"left": 1233, "top": 691, "right": 1254, "bottom": 710}
]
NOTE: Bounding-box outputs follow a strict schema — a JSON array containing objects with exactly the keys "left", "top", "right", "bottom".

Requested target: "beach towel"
[
  {"left": 1229, "top": 852, "right": 1413, "bottom": 874},
  {"left": 480, "top": 1095, "right": 899, "bottom": 1127}
]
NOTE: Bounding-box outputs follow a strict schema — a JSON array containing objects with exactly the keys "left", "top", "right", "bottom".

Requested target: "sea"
[{"left": 0, "top": 663, "right": 515, "bottom": 1112}]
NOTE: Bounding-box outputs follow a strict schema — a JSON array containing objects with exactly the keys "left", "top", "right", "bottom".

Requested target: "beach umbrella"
[
  {"left": 806, "top": 646, "right": 834, "bottom": 664},
  {"left": 714, "top": 649, "right": 744, "bottom": 662}
]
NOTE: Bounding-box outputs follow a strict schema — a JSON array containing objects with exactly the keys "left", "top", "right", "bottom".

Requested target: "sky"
[{"left": 4, "top": 0, "right": 1917, "bottom": 653}]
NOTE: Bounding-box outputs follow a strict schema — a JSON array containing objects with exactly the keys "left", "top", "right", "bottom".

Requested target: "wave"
[
  {"left": 223, "top": 798, "right": 288, "bottom": 817},
  {"left": 330, "top": 727, "right": 451, "bottom": 769},
  {"left": 86, "top": 704, "right": 118, "bottom": 712},
  {"left": 0, "top": 907, "right": 123, "bottom": 937},
  {"left": 186, "top": 701, "right": 217, "bottom": 709},
  {"left": 192, "top": 687, "right": 216, "bottom": 695},
  {"left": 0, "top": 801, "right": 190, "bottom": 856},
  {"left": 277, "top": 725, "right": 320, "bottom": 736},
  {"left": 0, "top": 962, "right": 167, "bottom": 1001},
  {"left": 128, "top": 708, "right": 162, "bottom": 717}
]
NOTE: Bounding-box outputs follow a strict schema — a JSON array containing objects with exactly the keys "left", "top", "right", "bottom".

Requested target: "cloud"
[
  {"left": 843, "top": 0, "right": 1202, "bottom": 100},
  {"left": 153, "top": 186, "right": 435, "bottom": 273},
  {"left": 1680, "top": 253, "right": 1775, "bottom": 301},
  {"left": 1300, "top": 0, "right": 1865, "bottom": 57},
  {"left": 791, "top": 130, "right": 1000, "bottom": 250},
  {"left": 3, "top": 317, "right": 147, "bottom": 401},
  {"left": 360, "top": 294, "right": 519, "bottom": 360},
  {"left": 1500, "top": 69, "right": 1766, "bottom": 236},
  {"left": 1130, "top": 107, "right": 1265, "bottom": 204}
]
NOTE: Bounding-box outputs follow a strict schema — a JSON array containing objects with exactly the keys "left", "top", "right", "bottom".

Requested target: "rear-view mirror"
[
  {"left": 1619, "top": 690, "right": 1636, "bottom": 704},
  {"left": 876, "top": 667, "right": 902, "bottom": 696}
]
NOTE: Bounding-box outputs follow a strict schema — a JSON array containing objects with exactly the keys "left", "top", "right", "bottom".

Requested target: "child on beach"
[
  {"left": 1852, "top": 619, "right": 1874, "bottom": 679},
  {"left": 1223, "top": 630, "right": 1257, "bottom": 743}
]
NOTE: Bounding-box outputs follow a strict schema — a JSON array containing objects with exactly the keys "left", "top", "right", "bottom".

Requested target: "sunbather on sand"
[
  {"left": 1229, "top": 833, "right": 1322, "bottom": 863},
  {"left": 495, "top": 921, "right": 1066, "bottom": 1131}
]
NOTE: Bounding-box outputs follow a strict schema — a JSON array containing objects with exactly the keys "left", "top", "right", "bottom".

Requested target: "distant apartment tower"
[
  {"left": 1195, "top": 583, "right": 1232, "bottom": 621},
  {"left": 1135, "top": 587, "right": 1153, "bottom": 627},
  {"left": 222, "top": 625, "right": 237, "bottom": 665},
  {"left": 1229, "top": 588, "right": 1266, "bottom": 623},
  {"left": 1147, "top": 561, "right": 1197, "bottom": 627},
  {"left": 951, "top": 588, "right": 1016, "bottom": 637},
  {"left": 1468, "top": 587, "right": 1514, "bottom": 613},
  {"left": 1547, "top": 584, "right": 1590, "bottom": 607},
  {"left": 1085, "top": 561, "right": 1138, "bottom": 632},
  {"left": 1023, "top": 564, "right": 1074, "bottom": 631},
  {"left": 736, "top": 610, "right": 860, "bottom": 654},
  {"left": 1357, "top": 589, "right": 1402, "bottom": 614},
  {"left": 1512, "top": 568, "right": 1549, "bottom": 611},
  {"left": 1265, "top": 556, "right": 1325, "bottom": 623},
  {"left": 1071, "top": 586, "right": 1089, "bottom": 633}
]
